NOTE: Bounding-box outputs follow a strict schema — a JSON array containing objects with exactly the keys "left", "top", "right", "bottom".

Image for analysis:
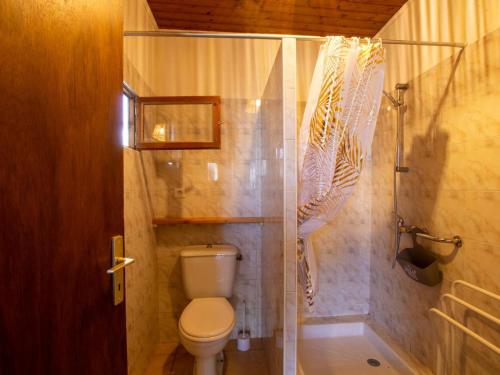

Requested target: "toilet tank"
[{"left": 180, "top": 244, "right": 239, "bottom": 299}]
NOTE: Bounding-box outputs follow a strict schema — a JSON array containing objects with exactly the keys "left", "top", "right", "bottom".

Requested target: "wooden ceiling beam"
[
  {"left": 146, "top": 0, "right": 407, "bottom": 37},
  {"left": 153, "top": 19, "right": 378, "bottom": 37},
  {"left": 150, "top": 10, "right": 386, "bottom": 30},
  {"left": 258, "top": 5, "right": 393, "bottom": 20},
  {"left": 148, "top": 5, "right": 390, "bottom": 24},
  {"left": 149, "top": 0, "right": 403, "bottom": 10},
  {"left": 343, "top": 0, "right": 408, "bottom": 5},
  {"left": 149, "top": 0, "right": 400, "bottom": 15},
  {"left": 148, "top": 0, "right": 261, "bottom": 10},
  {"left": 310, "top": 0, "right": 401, "bottom": 13}
]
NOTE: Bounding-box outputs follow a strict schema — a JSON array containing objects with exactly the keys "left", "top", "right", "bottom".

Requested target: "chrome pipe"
[
  {"left": 391, "top": 83, "right": 409, "bottom": 268},
  {"left": 395, "top": 83, "right": 409, "bottom": 173},
  {"left": 123, "top": 30, "right": 466, "bottom": 48},
  {"left": 382, "top": 39, "right": 466, "bottom": 48}
]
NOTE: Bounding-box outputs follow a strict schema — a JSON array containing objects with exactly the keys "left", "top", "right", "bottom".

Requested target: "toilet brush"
[{"left": 237, "top": 300, "right": 250, "bottom": 351}]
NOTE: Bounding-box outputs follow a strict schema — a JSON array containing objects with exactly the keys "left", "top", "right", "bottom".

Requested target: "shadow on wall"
[
  {"left": 398, "top": 48, "right": 465, "bottom": 266},
  {"left": 370, "top": 21, "right": 500, "bottom": 375}
]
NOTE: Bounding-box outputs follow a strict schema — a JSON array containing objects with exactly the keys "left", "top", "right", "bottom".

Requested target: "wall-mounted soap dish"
[{"left": 397, "top": 244, "right": 442, "bottom": 286}]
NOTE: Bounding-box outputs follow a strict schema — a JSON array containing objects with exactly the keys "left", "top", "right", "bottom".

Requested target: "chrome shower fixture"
[
  {"left": 382, "top": 90, "right": 399, "bottom": 108},
  {"left": 394, "top": 83, "right": 409, "bottom": 172},
  {"left": 390, "top": 82, "right": 410, "bottom": 268}
]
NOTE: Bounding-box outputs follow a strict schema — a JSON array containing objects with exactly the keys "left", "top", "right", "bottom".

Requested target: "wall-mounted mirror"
[{"left": 135, "top": 96, "right": 221, "bottom": 150}]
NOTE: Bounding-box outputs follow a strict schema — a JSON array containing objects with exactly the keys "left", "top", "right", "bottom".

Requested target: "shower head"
[
  {"left": 383, "top": 91, "right": 399, "bottom": 108},
  {"left": 383, "top": 83, "right": 410, "bottom": 108}
]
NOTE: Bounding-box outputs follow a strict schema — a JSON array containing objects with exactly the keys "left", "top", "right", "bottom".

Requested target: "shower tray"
[{"left": 298, "top": 320, "right": 427, "bottom": 375}]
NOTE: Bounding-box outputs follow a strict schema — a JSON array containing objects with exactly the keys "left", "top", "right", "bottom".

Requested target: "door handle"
[
  {"left": 108, "top": 235, "right": 134, "bottom": 305},
  {"left": 106, "top": 256, "right": 135, "bottom": 274}
]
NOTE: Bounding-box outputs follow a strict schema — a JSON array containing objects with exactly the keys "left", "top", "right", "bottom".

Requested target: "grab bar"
[
  {"left": 430, "top": 280, "right": 500, "bottom": 355},
  {"left": 429, "top": 308, "right": 500, "bottom": 355},
  {"left": 414, "top": 232, "right": 462, "bottom": 246},
  {"left": 400, "top": 224, "right": 463, "bottom": 248}
]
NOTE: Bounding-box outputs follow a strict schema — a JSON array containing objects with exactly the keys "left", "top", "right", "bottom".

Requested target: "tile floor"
[
  {"left": 145, "top": 340, "right": 269, "bottom": 375},
  {"left": 224, "top": 339, "right": 269, "bottom": 375},
  {"left": 145, "top": 342, "right": 183, "bottom": 375}
]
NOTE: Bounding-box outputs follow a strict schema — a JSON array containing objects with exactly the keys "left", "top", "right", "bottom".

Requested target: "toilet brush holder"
[{"left": 237, "top": 330, "right": 250, "bottom": 351}]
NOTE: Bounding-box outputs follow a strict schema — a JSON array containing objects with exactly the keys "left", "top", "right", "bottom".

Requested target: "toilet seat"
[{"left": 179, "top": 297, "right": 235, "bottom": 342}]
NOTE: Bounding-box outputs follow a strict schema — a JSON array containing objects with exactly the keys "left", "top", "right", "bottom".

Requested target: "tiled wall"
[
  {"left": 141, "top": 99, "right": 262, "bottom": 219},
  {"left": 124, "top": 149, "right": 159, "bottom": 375},
  {"left": 370, "top": 1, "right": 500, "bottom": 372},
  {"left": 147, "top": 97, "right": 265, "bottom": 342},
  {"left": 123, "top": 1, "right": 159, "bottom": 375},
  {"left": 261, "top": 45, "right": 284, "bottom": 375}
]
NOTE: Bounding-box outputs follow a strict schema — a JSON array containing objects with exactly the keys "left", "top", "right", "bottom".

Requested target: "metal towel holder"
[{"left": 429, "top": 280, "right": 500, "bottom": 355}]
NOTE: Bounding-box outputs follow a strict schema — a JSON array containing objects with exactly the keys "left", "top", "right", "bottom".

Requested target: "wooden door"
[{"left": 0, "top": 1, "right": 126, "bottom": 374}]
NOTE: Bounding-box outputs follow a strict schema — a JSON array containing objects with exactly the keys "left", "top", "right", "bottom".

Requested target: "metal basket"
[{"left": 396, "top": 244, "right": 442, "bottom": 286}]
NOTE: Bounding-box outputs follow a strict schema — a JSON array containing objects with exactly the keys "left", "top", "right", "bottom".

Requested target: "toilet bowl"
[
  {"left": 179, "top": 297, "right": 236, "bottom": 375},
  {"left": 178, "top": 245, "right": 239, "bottom": 375}
]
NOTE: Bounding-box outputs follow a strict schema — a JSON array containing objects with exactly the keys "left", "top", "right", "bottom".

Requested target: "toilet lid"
[{"left": 179, "top": 297, "right": 235, "bottom": 339}]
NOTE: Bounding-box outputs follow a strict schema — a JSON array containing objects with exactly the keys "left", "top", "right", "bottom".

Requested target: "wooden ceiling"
[{"left": 146, "top": 0, "right": 408, "bottom": 37}]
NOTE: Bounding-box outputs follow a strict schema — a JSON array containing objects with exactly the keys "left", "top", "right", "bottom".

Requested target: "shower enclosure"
[{"left": 124, "top": 28, "right": 297, "bottom": 375}]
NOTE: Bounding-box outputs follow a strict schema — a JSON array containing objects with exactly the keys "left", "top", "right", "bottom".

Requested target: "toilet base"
[{"left": 193, "top": 352, "right": 224, "bottom": 375}]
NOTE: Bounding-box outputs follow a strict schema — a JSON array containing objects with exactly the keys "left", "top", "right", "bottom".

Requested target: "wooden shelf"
[{"left": 152, "top": 217, "right": 266, "bottom": 225}]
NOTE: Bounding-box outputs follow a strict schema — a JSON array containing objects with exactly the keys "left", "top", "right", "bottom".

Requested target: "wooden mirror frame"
[{"left": 135, "top": 96, "right": 221, "bottom": 150}]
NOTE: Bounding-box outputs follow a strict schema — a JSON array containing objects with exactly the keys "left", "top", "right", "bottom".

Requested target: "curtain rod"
[{"left": 124, "top": 30, "right": 466, "bottom": 48}]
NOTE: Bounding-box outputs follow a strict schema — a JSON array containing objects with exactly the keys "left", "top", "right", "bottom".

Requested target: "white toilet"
[{"left": 179, "top": 245, "right": 238, "bottom": 375}]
